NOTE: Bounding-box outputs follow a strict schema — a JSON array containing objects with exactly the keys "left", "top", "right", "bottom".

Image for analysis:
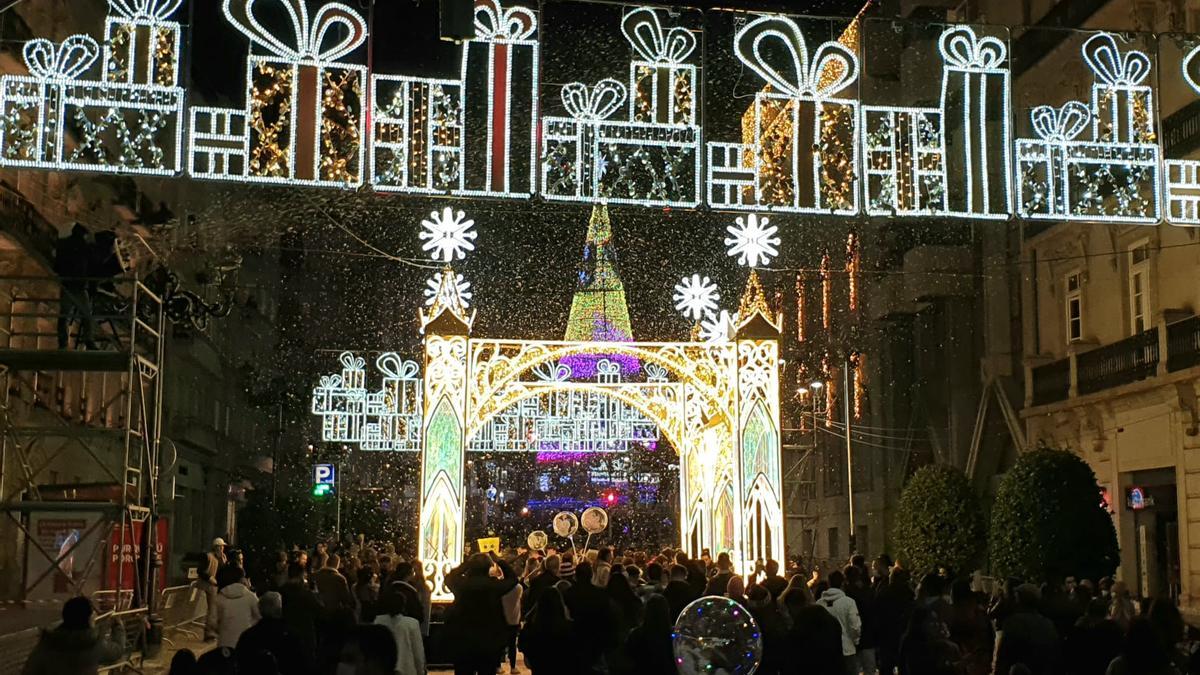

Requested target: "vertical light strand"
[
  {"left": 821, "top": 253, "right": 832, "bottom": 330},
  {"left": 795, "top": 272, "right": 805, "bottom": 342},
  {"left": 846, "top": 232, "right": 860, "bottom": 313},
  {"left": 853, "top": 353, "right": 865, "bottom": 420}
]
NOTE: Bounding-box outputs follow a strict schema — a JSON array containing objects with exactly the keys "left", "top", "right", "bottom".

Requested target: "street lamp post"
[{"left": 843, "top": 361, "right": 855, "bottom": 555}]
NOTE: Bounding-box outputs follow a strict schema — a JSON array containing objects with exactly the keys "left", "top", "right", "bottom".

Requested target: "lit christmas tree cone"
[
  {"left": 224, "top": 0, "right": 368, "bottom": 186},
  {"left": 621, "top": 7, "right": 696, "bottom": 126},
  {"left": 735, "top": 17, "right": 858, "bottom": 212},
  {"left": 102, "top": 0, "right": 183, "bottom": 87},
  {"left": 0, "top": 36, "right": 98, "bottom": 165},
  {"left": 459, "top": 0, "right": 539, "bottom": 195},
  {"left": 1082, "top": 33, "right": 1154, "bottom": 144},
  {"left": 937, "top": 26, "right": 1011, "bottom": 217}
]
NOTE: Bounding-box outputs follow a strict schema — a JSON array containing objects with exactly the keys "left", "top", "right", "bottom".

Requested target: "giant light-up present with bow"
[
  {"left": 190, "top": 0, "right": 368, "bottom": 187},
  {"left": 0, "top": 0, "right": 185, "bottom": 176},
  {"left": 937, "top": 25, "right": 1012, "bottom": 218},
  {"left": 707, "top": 15, "right": 860, "bottom": 214},
  {"left": 1013, "top": 32, "right": 1160, "bottom": 224},
  {"left": 541, "top": 79, "right": 627, "bottom": 201},
  {"left": 540, "top": 6, "right": 701, "bottom": 207},
  {"left": 102, "top": 0, "right": 183, "bottom": 87}
]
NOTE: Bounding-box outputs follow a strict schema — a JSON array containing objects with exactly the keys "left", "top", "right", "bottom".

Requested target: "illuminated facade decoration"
[
  {"left": 1164, "top": 44, "right": 1200, "bottom": 226},
  {"left": 541, "top": 6, "right": 701, "bottom": 207},
  {"left": 189, "top": 0, "right": 368, "bottom": 187},
  {"left": 707, "top": 15, "right": 860, "bottom": 214},
  {"left": 1015, "top": 32, "right": 1160, "bottom": 223},
  {"left": 371, "top": 0, "right": 540, "bottom": 196},
  {"left": 0, "top": 0, "right": 185, "bottom": 175},
  {"left": 673, "top": 274, "right": 720, "bottom": 322},
  {"left": 311, "top": 351, "right": 423, "bottom": 451}
]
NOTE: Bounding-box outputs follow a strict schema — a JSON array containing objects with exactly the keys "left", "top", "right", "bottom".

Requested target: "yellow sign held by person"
[{"left": 477, "top": 537, "right": 500, "bottom": 554}]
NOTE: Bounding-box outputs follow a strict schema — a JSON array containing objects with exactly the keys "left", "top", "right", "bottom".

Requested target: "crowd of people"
[{"left": 22, "top": 534, "right": 1200, "bottom": 675}]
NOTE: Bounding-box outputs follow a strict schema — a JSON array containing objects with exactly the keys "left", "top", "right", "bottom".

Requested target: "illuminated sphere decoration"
[
  {"left": 672, "top": 596, "right": 762, "bottom": 675},
  {"left": 580, "top": 506, "right": 608, "bottom": 534},
  {"left": 552, "top": 511, "right": 579, "bottom": 537},
  {"left": 526, "top": 530, "right": 548, "bottom": 551}
]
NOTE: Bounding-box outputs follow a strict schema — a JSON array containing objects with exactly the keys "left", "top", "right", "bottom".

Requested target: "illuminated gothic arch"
[{"left": 416, "top": 270, "right": 784, "bottom": 600}]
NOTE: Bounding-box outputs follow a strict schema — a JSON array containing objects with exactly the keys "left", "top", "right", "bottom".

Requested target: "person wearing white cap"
[{"left": 201, "top": 537, "right": 228, "bottom": 640}]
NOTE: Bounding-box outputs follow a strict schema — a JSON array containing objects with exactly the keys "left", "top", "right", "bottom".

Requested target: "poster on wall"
[
  {"left": 107, "top": 518, "right": 169, "bottom": 594},
  {"left": 25, "top": 511, "right": 106, "bottom": 602}
]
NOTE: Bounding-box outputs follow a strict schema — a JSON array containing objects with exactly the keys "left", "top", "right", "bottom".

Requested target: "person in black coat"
[
  {"left": 236, "top": 592, "right": 306, "bottom": 675},
  {"left": 54, "top": 223, "right": 96, "bottom": 349},
  {"left": 524, "top": 554, "right": 563, "bottom": 621},
  {"left": 624, "top": 594, "right": 676, "bottom": 675},
  {"left": 746, "top": 585, "right": 789, "bottom": 675},
  {"left": 780, "top": 582, "right": 844, "bottom": 675},
  {"left": 562, "top": 561, "right": 617, "bottom": 673},
  {"left": 445, "top": 551, "right": 518, "bottom": 675},
  {"left": 279, "top": 563, "right": 322, "bottom": 664},
  {"left": 663, "top": 563, "right": 698, "bottom": 621},
  {"left": 520, "top": 587, "right": 575, "bottom": 675},
  {"left": 876, "top": 567, "right": 915, "bottom": 675}
]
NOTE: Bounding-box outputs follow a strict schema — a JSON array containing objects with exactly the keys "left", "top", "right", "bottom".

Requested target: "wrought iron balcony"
[
  {"left": 1076, "top": 329, "right": 1159, "bottom": 395},
  {"left": 1167, "top": 315, "right": 1200, "bottom": 372},
  {"left": 1031, "top": 357, "right": 1070, "bottom": 405}
]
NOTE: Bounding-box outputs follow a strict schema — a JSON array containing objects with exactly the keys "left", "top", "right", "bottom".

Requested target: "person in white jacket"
[
  {"left": 374, "top": 583, "right": 426, "bottom": 675},
  {"left": 213, "top": 566, "right": 260, "bottom": 649},
  {"left": 819, "top": 570, "right": 862, "bottom": 674}
]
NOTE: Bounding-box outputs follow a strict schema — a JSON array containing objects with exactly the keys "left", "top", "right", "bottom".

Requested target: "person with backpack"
[{"left": 819, "top": 570, "right": 863, "bottom": 675}]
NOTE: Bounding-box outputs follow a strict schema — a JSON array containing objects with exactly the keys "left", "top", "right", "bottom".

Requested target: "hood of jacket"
[
  {"left": 820, "top": 587, "right": 847, "bottom": 604},
  {"left": 220, "top": 582, "right": 249, "bottom": 599}
]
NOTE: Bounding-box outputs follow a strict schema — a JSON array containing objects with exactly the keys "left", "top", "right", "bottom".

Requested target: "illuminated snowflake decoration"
[
  {"left": 724, "top": 213, "right": 780, "bottom": 268},
  {"left": 699, "top": 309, "right": 737, "bottom": 343},
  {"left": 419, "top": 207, "right": 477, "bottom": 262},
  {"left": 672, "top": 274, "right": 719, "bottom": 322},
  {"left": 424, "top": 273, "right": 472, "bottom": 307}
]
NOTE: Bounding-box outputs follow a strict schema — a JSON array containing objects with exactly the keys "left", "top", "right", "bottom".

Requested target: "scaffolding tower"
[{"left": 0, "top": 275, "right": 164, "bottom": 611}]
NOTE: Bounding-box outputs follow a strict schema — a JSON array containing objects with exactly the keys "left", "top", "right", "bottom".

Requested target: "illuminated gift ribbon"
[
  {"left": 472, "top": 0, "right": 537, "bottom": 192},
  {"left": 24, "top": 35, "right": 100, "bottom": 81},
  {"left": 376, "top": 352, "right": 419, "bottom": 381},
  {"left": 1184, "top": 45, "right": 1200, "bottom": 96},
  {"left": 1082, "top": 33, "right": 1150, "bottom": 86},
  {"left": 621, "top": 7, "right": 695, "bottom": 64},
  {"left": 107, "top": 0, "right": 182, "bottom": 20},
  {"left": 561, "top": 79, "right": 626, "bottom": 122},
  {"left": 1031, "top": 102, "right": 1091, "bottom": 143},
  {"left": 938, "top": 25, "right": 1006, "bottom": 70},
  {"left": 734, "top": 15, "right": 857, "bottom": 101}
]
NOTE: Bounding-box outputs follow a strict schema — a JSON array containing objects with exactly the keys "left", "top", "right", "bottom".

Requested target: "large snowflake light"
[
  {"left": 673, "top": 274, "right": 719, "bottom": 322},
  {"left": 699, "top": 309, "right": 737, "bottom": 343},
  {"left": 424, "top": 273, "right": 472, "bottom": 307},
  {"left": 724, "top": 213, "right": 780, "bottom": 268},
  {"left": 419, "top": 207, "right": 477, "bottom": 262}
]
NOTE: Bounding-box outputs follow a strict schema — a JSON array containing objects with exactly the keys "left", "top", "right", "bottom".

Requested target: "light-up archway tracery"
[{"left": 416, "top": 269, "right": 784, "bottom": 601}]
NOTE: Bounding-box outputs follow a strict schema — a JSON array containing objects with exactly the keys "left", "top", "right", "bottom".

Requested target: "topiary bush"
[
  {"left": 990, "top": 447, "right": 1119, "bottom": 583},
  {"left": 892, "top": 464, "right": 986, "bottom": 575}
]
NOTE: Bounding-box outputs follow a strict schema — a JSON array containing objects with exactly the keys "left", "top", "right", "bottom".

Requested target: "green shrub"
[
  {"left": 989, "top": 447, "right": 1118, "bottom": 583},
  {"left": 892, "top": 464, "right": 985, "bottom": 575}
]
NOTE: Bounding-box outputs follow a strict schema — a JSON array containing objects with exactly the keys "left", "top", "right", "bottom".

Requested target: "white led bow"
[
  {"left": 560, "top": 79, "right": 627, "bottom": 122},
  {"left": 108, "top": 0, "right": 182, "bottom": 20},
  {"left": 23, "top": 35, "right": 99, "bottom": 80},
  {"left": 474, "top": 0, "right": 536, "bottom": 41},
  {"left": 621, "top": 6, "right": 696, "bottom": 65},
  {"left": 733, "top": 15, "right": 858, "bottom": 100},
  {"left": 221, "top": 0, "right": 367, "bottom": 62}
]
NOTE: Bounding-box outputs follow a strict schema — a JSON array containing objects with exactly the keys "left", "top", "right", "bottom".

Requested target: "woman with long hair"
[
  {"left": 1108, "top": 581, "right": 1138, "bottom": 632},
  {"left": 519, "top": 587, "right": 575, "bottom": 675},
  {"left": 624, "top": 594, "right": 677, "bottom": 675}
]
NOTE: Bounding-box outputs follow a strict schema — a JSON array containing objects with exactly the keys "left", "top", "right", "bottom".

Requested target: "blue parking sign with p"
[{"left": 314, "top": 463, "right": 335, "bottom": 485}]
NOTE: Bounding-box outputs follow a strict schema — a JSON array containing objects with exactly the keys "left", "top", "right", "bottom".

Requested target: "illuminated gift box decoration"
[
  {"left": 1014, "top": 32, "right": 1160, "bottom": 223},
  {"left": 541, "top": 6, "right": 701, "bottom": 207},
  {"left": 541, "top": 79, "right": 628, "bottom": 201},
  {"left": 622, "top": 7, "right": 697, "bottom": 126},
  {"left": 1165, "top": 45, "right": 1200, "bottom": 226},
  {"left": 707, "top": 15, "right": 860, "bottom": 214},
  {"left": 102, "top": 0, "right": 183, "bottom": 87},
  {"left": 1084, "top": 33, "right": 1154, "bottom": 144},
  {"left": 861, "top": 107, "right": 945, "bottom": 215},
  {"left": 311, "top": 352, "right": 368, "bottom": 444},
  {"left": 458, "top": 0, "right": 539, "bottom": 196},
  {"left": 370, "top": 77, "right": 464, "bottom": 193},
  {"left": 937, "top": 26, "right": 1012, "bottom": 218},
  {"left": 1016, "top": 102, "right": 1159, "bottom": 222},
  {"left": 189, "top": 0, "right": 368, "bottom": 187}
]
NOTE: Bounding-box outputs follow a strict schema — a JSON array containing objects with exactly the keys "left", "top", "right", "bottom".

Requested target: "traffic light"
[{"left": 604, "top": 490, "right": 617, "bottom": 505}]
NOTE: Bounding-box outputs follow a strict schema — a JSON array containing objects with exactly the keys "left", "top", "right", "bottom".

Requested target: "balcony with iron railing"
[{"left": 1026, "top": 315, "right": 1200, "bottom": 408}]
